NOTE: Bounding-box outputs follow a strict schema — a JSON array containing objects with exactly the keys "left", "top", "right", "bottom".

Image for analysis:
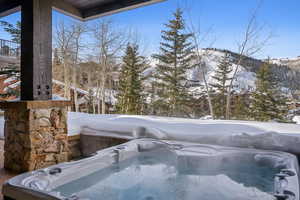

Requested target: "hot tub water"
[{"left": 55, "top": 148, "right": 279, "bottom": 200}]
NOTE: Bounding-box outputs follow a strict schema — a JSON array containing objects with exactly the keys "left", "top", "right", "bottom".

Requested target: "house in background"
[{"left": 0, "top": 73, "right": 118, "bottom": 113}]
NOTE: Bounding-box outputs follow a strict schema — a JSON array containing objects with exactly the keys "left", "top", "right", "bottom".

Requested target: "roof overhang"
[{"left": 0, "top": 0, "right": 165, "bottom": 21}]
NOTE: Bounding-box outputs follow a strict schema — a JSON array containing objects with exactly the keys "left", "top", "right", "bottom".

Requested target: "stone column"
[{"left": 0, "top": 101, "right": 71, "bottom": 172}]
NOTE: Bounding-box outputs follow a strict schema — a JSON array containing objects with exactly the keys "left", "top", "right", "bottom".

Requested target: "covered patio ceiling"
[{"left": 0, "top": 0, "right": 164, "bottom": 21}]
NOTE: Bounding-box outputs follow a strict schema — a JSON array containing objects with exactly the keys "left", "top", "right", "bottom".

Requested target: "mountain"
[
  {"left": 144, "top": 48, "right": 300, "bottom": 98},
  {"left": 269, "top": 56, "right": 300, "bottom": 71},
  {"left": 148, "top": 48, "right": 300, "bottom": 97}
]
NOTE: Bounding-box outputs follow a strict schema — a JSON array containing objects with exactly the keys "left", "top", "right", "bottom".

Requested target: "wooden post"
[{"left": 21, "top": 0, "right": 53, "bottom": 100}]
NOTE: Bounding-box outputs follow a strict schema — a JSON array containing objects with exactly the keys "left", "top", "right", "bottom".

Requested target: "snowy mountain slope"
[
  {"left": 170, "top": 49, "right": 300, "bottom": 94},
  {"left": 199, "top": 49, "right": 300, "bottom": 93},
  {"left": 269, "top": 56, "right": 300, "bottom": 71},
  {"left": 147, "top": 48, "right": 300, "bottom": 94},
  {"left": 188, "top": 49, "right": 257, "bottom": 92}
]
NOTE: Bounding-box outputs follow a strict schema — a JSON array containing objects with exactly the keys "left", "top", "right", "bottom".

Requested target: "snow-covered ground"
[
  {"left": 1, "top": 112, "right": 300, "bottom": 154},
  {"left": 67, "top": 113, "right": 300, "bottom": 154},
  {"left": 293, "top": 116, "right": 300, "bottom": 124}
]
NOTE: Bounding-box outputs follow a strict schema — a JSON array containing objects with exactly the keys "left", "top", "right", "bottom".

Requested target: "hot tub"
[{"left": 3, "top": 139, "right": 300, "bottom": 200}]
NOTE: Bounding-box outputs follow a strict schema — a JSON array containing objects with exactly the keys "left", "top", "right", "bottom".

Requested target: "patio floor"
[{"left": 0, "top": 140, "right": 17, "bottom": 200}]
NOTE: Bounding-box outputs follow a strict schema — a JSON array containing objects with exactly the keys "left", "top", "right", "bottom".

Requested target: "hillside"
[
  {"left": 269, "top": 56, "right": 300, "bottom": 71},
  {"left": 164, "top": 48, "right": 300, "bottom": 96}
]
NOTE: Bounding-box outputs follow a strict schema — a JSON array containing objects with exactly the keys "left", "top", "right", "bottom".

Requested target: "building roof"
[{"left": 0, "top": 0, "right": 165, "bottom": 21}]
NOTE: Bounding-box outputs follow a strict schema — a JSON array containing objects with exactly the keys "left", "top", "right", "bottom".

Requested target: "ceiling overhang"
[{"left": 0, "top": 0, "right": 165, "bottom": 21}]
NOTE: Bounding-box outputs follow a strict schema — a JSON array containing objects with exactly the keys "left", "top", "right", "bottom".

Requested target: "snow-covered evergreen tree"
[
  {"left": 250, "top": 61, "right": 288, "bottom": 121},
  {"left": 153, "top": 8, "right": 196, "bottom": 117},
  {"left": 210, "top": 53, "right": 233, "bottom": 119},
  {"left": 116, "top": 44, "right": 147, "bottom": 114}
]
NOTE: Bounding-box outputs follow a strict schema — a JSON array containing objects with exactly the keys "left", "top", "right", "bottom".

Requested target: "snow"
[
  {"left": 1, "top": 112, "right": 300, "bottom": 155},
  {"left": 200, "top": 50, "right": 257, "bottom": 92},
  {"left": 4, "top": 76, "right": 17, "bottom": 84},
  {"left": 52, "top": 94, "right": 67, "bottom": 101},
  {"left": 199, "top": 115, "right": 213, "bottom": 120},
  {"left": 4, "top": 81, "right": 20, "bottom": 92},
  {"left": 68, "top": 113, "right": 300, "bottom": 155},
  {"left": 90, "top": 88, "right": 118, "bottom": 105},
  {"left": 149, "top": 49, "right": 257, "bottom": 94},
  {"left": 269, "top": 56, "right": 300, "bottom": 70},
  {"left": 293, "top": 116, "right": 300, "bottom": 124},
  {"left": 53, "top": 79, "right": 89, "bottom": 95},
  {"left": 51, "top": 80, "right": 118, "bottom": 105},
  {"left": 269, "top": 56, "right": 300, "bottom": 63}
]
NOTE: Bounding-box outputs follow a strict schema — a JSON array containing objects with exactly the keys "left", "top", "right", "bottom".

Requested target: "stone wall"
[{"left": 1, "top": 101, "right": 70, "bottom": 173}]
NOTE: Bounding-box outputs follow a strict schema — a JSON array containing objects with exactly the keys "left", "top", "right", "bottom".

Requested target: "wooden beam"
[
  {"left": 52, "top": 0, "right": 83, "bottom": 21},
  {"left": 0, "top": 0, "right": 165, "bottom": 21},
  {"left": 0, "top": 0, "right": 21, "bottom": 18},
  {"left": 21, "top": 0, "right": 53, "bottom": 100},
  {"left": 82, "top": 0, "right": 165, "bottom": 21}
]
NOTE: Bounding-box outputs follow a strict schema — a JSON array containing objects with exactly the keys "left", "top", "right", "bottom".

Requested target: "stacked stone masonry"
[{"left": 2, "top": 102, "right": 70, "bottom": 172}]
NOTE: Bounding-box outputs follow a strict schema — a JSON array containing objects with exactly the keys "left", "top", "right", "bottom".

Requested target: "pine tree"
[
  {"left": 153, "top": 8, "right": 196, "bottom": 117},
  {"left": 210, "top": 53, "right": 233, "bottom": 119},
  {"left": 0, "top": 21, "right": 21, "bottom": 43},
  {"left": 250, "top": 61, "right": 288, "bottom": 121},
  {"left": 116, "top": 44, "right": 147, "bottom": 114},
  {"left": 232, "top": 94, "right": 250, "bottom": 120}
]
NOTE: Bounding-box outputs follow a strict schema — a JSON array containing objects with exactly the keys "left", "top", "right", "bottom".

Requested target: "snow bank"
[
  {"left": 293, "top": 116, "right": 300, "bottom": 124},
  {"left": 67, "top": 113, "right": 300, "bottom": 155},
  {"left": 2, "top": 113, "right": 300, "bottom": 155}
]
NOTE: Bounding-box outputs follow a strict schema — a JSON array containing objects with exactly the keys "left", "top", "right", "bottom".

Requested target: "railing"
[{"left": 0, "top": 39, "right": 20, "bottom": 58}]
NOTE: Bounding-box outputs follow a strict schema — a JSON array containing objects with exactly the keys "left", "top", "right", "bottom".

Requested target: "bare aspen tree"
[
  {"left": 178, "top": 0, "right": 215, "bottom": 118},
  {"left": 188, "top": 23, "right": 216, "bottom": 118},
  {"left": 225, "top": 4, "right": 272, "bottom": 119},
  {"left": 87, "top": 63, "right": 97, "bottom": 114},
  {"left": 92, "top": 19, "right": 127, "bottom": 114},
  {"left": 185, "top": 3, "right": 216, "bottom": 118},
  {"left": 55, "top": 21, "right": 88, "bottom": 112},
  {"left": 70, "top": 22, "right": 88, "bottom": 112},
  {"left": 54, "top": 21, "right": 76, "bottom": 102},
  {"left": 81, "top": 59, "right": 98, "bottom": 113}
]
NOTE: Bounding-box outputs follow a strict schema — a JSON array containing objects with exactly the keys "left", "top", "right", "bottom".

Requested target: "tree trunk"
[
  {"left": 101, "top": 88, "right": 106, "bottom": 114},
  {"left": 72, "top": 67, "right": 78, "bottom": 112}
]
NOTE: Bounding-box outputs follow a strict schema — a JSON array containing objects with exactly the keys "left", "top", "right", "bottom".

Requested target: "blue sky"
[{"left": 0, "top": 0, "right": 299, "bottom": 58}]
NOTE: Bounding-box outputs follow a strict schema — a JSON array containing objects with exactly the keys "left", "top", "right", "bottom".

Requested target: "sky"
[{"left": 0, "top": 0, "right": 299, "bottom": 59}]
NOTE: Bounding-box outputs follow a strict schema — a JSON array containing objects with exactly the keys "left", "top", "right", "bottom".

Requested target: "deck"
[{"left": 0, "top": 140, "right": 17, "bottom": 200}]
